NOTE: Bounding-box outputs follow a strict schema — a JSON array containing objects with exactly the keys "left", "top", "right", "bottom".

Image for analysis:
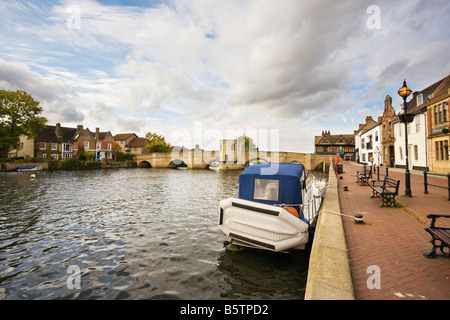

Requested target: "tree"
[
  {"left": 145, "top": 132, "right": 172, "bottom": 153},
  {"left": 237, "top": 135, "right": 257, "bottom": 151},
  {"left": 111, "top": 142, "right": 122, "bottom": 160},
  {"left": 0, "top": 90, "right": 47, "bottom": 158}
]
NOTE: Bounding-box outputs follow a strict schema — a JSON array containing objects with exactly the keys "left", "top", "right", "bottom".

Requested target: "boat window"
[{"left": 254, "top": 179, "right": 279, "bottom": 201}]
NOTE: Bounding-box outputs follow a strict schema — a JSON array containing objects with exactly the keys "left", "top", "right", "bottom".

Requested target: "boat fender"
[
  {"left": 30, "top": 174, "right": 36, "bottom": 179},
  {"left": 284, "top": 207, "right": 299, "bottom": 218}
]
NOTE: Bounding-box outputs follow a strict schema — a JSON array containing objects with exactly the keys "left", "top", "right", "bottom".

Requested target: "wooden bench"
[
  {"left": 370, "top": 176, "right": 400, "bottom": 207},
  {"left": 356, "top": 168, "right": 371, "bottom": 186},
  {"left": 424, "top": 214, "right": 450, "bottom": 259}
]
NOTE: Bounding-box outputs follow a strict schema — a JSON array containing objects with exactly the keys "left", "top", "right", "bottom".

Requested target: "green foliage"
[
  {"left": 237, "top": 135, "right": 257, "bottom": 151},
  {"left": 0, "top": 90, "right": 47, "bottom": 158},
  {"left": 145, "top": 132, "right": 172, "bottom": 153},
  {"left": 85, "top": 151, "right": 95, "bottom": 161},
  {"left": 61, "top": 157, "right": 85, "bottom": 170},
  {"left": 116, "top": 152, "right": 134, "bottom": 161},
  {"left": 127, "top": 161, "right": 137, "bottom": 168}
]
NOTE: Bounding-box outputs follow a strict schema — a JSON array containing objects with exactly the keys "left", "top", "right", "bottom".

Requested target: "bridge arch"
[
  {"left": 138, "top": 160, "right": 152, "bottom": 168},
  {"left": 168, "top": 159, "right": 187, "bottom": 168},
  {"left": 205, "top": 158, "right": 220, "bottom": 167},
  {"left": 313, "top": 161, "right": 328, "bottom": 172}
]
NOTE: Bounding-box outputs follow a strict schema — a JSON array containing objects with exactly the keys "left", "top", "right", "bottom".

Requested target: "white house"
[
  {"left": 393, "top": 88, "right": 434, "bottom": 171},
  {"left": 357, "top": 116, "right": 382, "bottom": 166}
]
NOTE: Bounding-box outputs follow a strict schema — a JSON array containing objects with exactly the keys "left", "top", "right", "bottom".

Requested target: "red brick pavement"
[{"left": 337, "top": 161, "right": 450, "bottom": 300}]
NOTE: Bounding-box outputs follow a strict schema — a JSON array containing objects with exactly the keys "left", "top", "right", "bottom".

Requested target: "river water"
[{"left": 0, "top": 167, "right": 326, "bottom": 300}]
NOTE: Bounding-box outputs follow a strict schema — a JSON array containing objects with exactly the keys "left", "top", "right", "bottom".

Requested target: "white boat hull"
[
  {"left": 16, "top": 165, "right": 43, "bottom": 172},
  {"left": 218, "top": 197, "right": 309, "bottom": 252}
]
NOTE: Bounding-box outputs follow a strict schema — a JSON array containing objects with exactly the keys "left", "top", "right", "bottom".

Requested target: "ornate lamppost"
[{"left": 398, "top": 79, "right": 413, "bottom": 197}]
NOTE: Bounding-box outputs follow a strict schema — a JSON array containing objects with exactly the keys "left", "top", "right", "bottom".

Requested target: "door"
[{"left": 389, "top": 146, "right": 395, "bottom": 167}]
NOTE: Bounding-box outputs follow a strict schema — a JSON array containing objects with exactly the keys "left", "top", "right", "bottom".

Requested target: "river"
[{"left": 0, "top": 167, "right": 327, "bottom": 300}]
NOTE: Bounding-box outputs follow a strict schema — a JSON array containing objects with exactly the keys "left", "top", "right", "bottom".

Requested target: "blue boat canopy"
[{"left": 238, "top": 163, "right": 308, "bottom": 212}]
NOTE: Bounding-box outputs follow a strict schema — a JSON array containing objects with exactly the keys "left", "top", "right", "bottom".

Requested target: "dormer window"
[{"left": 416, "top": 94, "right": 423, "bottom": 105}]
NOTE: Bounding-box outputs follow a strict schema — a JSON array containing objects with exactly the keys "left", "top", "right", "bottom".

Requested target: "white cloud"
[{"left": 0, "top": 0, "right": 449, "bottom": 152}]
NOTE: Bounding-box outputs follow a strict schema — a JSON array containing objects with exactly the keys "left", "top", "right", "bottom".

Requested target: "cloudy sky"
[{"left": 0, "top": 0, "right": 449, "bottom": 152}]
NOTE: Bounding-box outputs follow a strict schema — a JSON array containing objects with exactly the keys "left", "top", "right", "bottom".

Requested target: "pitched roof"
[
  {"left": 36, "top": 124, "right": 77, "bottom": 142},
  {"left": 127, "top": 137, "right": 148, "bottom": 147},
  {"left": 400, "top": 74, "right": 449, "bottom": 115},
  {"left": 315, "top": 133, "right": 355, "bottom": 145},
  {"left": 36, "top": 126, "right": 58, "bottom": 142},
  {"left": 113, "top": 133, "right": 138, "bottom": 140}
]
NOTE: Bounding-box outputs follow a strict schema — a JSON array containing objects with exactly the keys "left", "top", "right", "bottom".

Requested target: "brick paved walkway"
[{"left": 337, "top": 161, "right": 450, "bottom": 300}]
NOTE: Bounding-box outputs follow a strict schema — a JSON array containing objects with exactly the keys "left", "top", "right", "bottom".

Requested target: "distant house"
[
  {"left": 393, "top": 75, "right": 448, "bottom": 171},
  {"left": 127, "top": 137, "right": 149, "bottom": 155},
  {"left": 113, "top": 133, "right": 148, "bottom": 155},
  {"left": 314, "top": 131, "right": 355, "bottom": 161},
  {"left": 113, "top": 133, "right": 139, "bottom": 153},
  {"left": 360, "top": 117, "right": 382, "bottom": 166},
  {"left": 73, "top": 125, "right": 115, "bottom": 160},
  {"left": 425, "top": 74, "right": 450, "bottom": 174},
  {"left": 354, "top": 116, "right": 379, "bottom": 164},
  {"left": 14, "top": 123, "right": 115, "bottom": 161},
  {"left": 21, "top": 123, "right": 78, "bottom": 161}
]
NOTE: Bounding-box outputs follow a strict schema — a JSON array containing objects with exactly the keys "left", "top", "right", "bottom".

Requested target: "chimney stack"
[
  {"left": 56, "top": 123, "right": 61, "bottom": 136},
  {"left": 95, "top": 127, "right": 100, "bottom": 140},
  {"left": 77, "top": 125, "right": 83, "bottom": 133}
]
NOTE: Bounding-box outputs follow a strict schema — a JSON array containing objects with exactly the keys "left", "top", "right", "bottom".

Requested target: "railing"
[{"left": 423, "top": 171, "right": 450, "bottom": 201}]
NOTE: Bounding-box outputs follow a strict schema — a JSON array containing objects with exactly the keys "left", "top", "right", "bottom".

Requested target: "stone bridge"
[{"left": 135, "top": 148, "right": 332, "bottom": 171}]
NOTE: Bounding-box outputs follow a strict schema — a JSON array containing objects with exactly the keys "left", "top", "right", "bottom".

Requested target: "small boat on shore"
[
  {"left": 15, "top": 165, "right": 43, "bottom": 172},
  {"left": 218, "top": 163, "right": 325, "bottom": 252}
]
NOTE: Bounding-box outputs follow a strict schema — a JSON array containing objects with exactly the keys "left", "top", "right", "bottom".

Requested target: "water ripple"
[{"left": 0, "top": 168, "right": 322, "bottom": 300}]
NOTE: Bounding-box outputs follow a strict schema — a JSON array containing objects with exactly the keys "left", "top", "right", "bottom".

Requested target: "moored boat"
[
  {"left": 218, "top": 162, "right": 325, "bottom": 252},
  {"left": 15, "top": 165, "right": 43, "bottom": 172}
]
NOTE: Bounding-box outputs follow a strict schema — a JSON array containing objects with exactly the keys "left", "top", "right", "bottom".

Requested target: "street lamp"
[{"left": 398, "top": 79, "right": 413, "bottom": 197}]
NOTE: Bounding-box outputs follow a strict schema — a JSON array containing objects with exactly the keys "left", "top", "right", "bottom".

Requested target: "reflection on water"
[{"left": 0, "top": 168, "right": 324, "bottom": 300}]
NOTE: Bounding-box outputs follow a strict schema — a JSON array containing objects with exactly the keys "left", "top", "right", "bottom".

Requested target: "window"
[
  {"left": 51, "top": 143, "right": 57, "bottom": 150},
  {"left": 444, "top": 102, "right": 448, "bottom": 123},
  {"left": 416, "top": 94, "right": 423, "bottom": 105},
  {"left": 108, "top": 143, "right": 112, "bottom": 150},
  {"left": 445, "top": 141, "right": 449, "bottom": 161},
  {"left": 84, "top": 141, "right": 89, "bottom": 149},
  {"left": 40, "top": 142, "right": 46, "bottom": 150},
  {"left": 52, "top": 154, "right": 58, "bottom": 161},
  {"left": 375, "top": 131, "right": 378, "bottom": 142},
  {"left": 414, "top": 145, "right": 418, "bottom": 161},
  {"left": 416, "top": 116, "right": 420, "bottom": 133},
  {"left": 436, "top": 142, "right": 439, "bottom": 160},
  {"left": 254, "top": 179, "right": 279, "bottom": 201},
  {"left": 440, "top": 141, "right": 444, "bottom": 161},
  {"left": 439, "top": 104, "right": 443, "bottom": 123},
  {"left": 96, "top": 142, "right": 101, "bottom": 150},
  {"left": 434, "top": 106, "right": 438, "bottom": 125},
  {"left": 384, "top": 147, "right": 387, "bottom": 161}
]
